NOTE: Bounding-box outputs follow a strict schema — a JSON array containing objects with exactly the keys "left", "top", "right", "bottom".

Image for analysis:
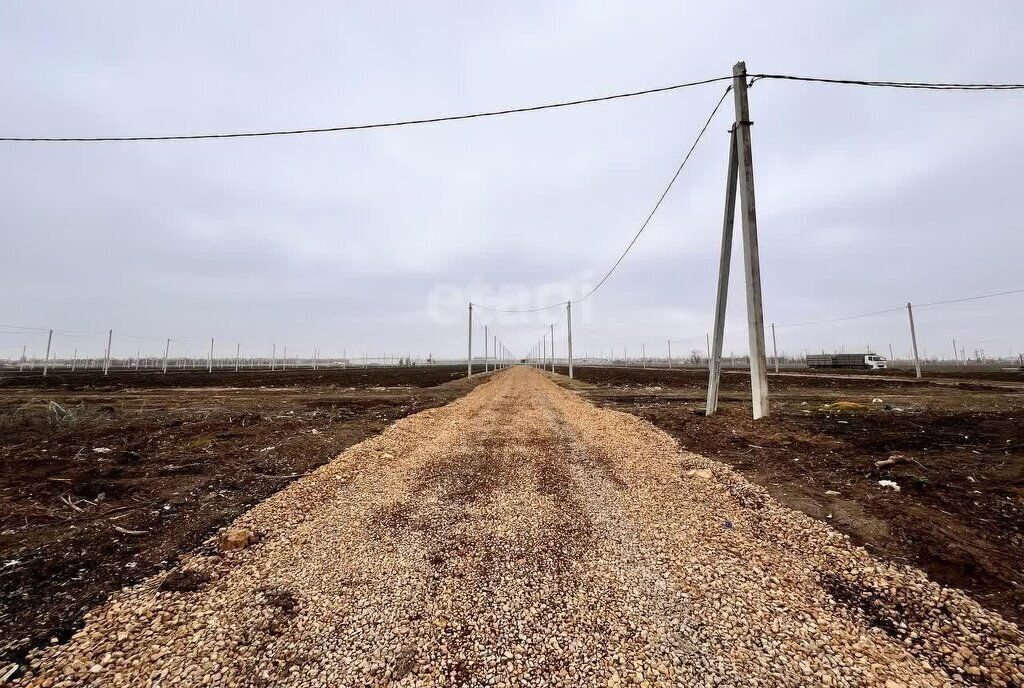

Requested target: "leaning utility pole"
[
  {"left": 42, "top": 329, "right": 53, "bottom": 376},
  {"left": 467, "top": 303, "right": 473, "bottom": 378},
  {"left": 566, "top": 301, "right": 574, "bottom": 379},
  {"left": 162, "top": 338, "right": 170, "bottom": 374},
  {"left": 706, "top": 127, "right": 739, "bottom": 416},
  {"left": 907, "top": 302, "right": 922, "bottom": 378},
  {"left": 103, "top": 329, "right": 112, "bottom": 376}
]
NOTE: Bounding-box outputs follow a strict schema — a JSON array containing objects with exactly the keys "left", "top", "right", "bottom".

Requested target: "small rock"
[{"left": 219, "top": 528, "right": 255, "bottom": 551}]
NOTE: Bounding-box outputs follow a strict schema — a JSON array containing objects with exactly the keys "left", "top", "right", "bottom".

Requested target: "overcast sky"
[{"left": 1, "top": 1, "right": 1022, "bottom": 363}]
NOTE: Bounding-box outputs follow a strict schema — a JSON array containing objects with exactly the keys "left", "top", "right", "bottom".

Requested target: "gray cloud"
[{"left": 1, "top": 1, "right": 1021, "bottom": 363}]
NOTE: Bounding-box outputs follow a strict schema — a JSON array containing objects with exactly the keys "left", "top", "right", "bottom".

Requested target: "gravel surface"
[{"left": 16, "top": 367, "right": 1023, "bottom": 687}]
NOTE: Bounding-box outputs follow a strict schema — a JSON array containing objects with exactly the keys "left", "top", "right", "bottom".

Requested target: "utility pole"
[
  {"left": 567, "top": 301, "right": 574, "bottom": 379},
  {"left": 484, "top": 325, "right": 489, "bottom": 373},
  {"left": 493, "top": 334, "right": 497, "bottom": 372},
  {"left": 467, "top": 303, "right": 473, "bottom": 378},
  {"left": 952, "top": 338, "right": 959, "bottom": 366},
  {"left": 733, "top": 61, "right": 770, "bottom": 419},
  {"left": 667, "top": 340, "right": 672, "bottom": 369},
  {"left": 71, "top": 348, "right": 78, "bottom": 372},
  {"left": 889, "top": 343, "right": 895, "bottom": 369},
  {"left": 208, "top": 338, "right": 214, "bottom": 373},
  {"left": 907, "top": 302, "right": 922, "bottom": 379},
  {"left": 103, "top": 329, "right": 112, "bottom": 376},
  {"left": 771, "top": 322, "right": 779, "bottom": 373},
  {"left": 272, "top": 344, "right": 276, "bottom": 371},
  {"left": 706, "top": 127, "right": 739, "bottom": 416},
  {"left": 43, "top": 329, "right": 53, "bottom": 376},
  {"left": 163, "top": 339, "right": 170, "bottom": 374},
  {"left": 550, "top": 324, "right": 555, "bottom": 372},
  {"left": 542, "top": 333, "right": 547, "bottom": 372},
  {"left": 283, "top": 345, "right": 287, "bottom": 370},
  {"left": 19, "top": 344, "right": 26, "bottom": 372},
  {"left": 235, "top": 343, "right": 241, "bottom": 372},
  {"left": 641, "top": 344, "right": 646, "bottom": 368}
]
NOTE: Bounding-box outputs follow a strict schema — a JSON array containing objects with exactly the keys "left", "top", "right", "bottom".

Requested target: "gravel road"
[{"left": 17, "top": 368, "right": 1023, "bottom": 687}]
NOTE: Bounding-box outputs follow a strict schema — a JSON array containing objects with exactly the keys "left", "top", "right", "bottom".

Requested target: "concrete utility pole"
[
  {"left": 235, "top": 343, "right": 241, "bottom": 372},
  {"left": 283, "top": 346, "right": 287, "bottom": 370},
  {"left": 889, "top": 343, "right": 895, "bottom": 368},
  {"left": 19, "top": 344, "right": 26, "bottom": 372},
  {"left": 567, "top": 301, "right": 574, "bottom": 379},
  {"left": 484, "top": 325, "right": 489, "bottom": 373},
  {"left": 103, "top": 329, "right": 112, "bottom": 376},
  {"left": 771, "top": 322, "right": 779, "bottom": 373},
  {"left": 208, "top": 338, "right": 214, "bottom": 373},
  {"left": 467, "top": 303, "right": 473, "bottom": 378},
  {"left": 542, "top": 333, "right": 547, "bottom": 372},
  {"left": 641, "top": 344, "right": 646, "bottom": 368},
  {"left": 493, "top": 334, "right": 497, "bottom": 372},
  {"left": 550, "top": 324, "right": 555, "bottom": 372},
  {"left": 706, "top": 127, "right": 739, "bottom": 416},
  {"left": 272, "top": 344, "right": 276, "bottom": 371},
  {"left": 952, "top": 338, "right": 959, "bottom": 366},
  {"left": 733, "top": 61, "right": 770, "bottom": 419},
  {"left": 907, "top": 302, "right": 922, "bottom": 378},
  {"left": 667, "top": 340, "right": 672, "bottom": 369},
  {"left": 71, "top": 348, "right": 78, "bottom": 372},
  {"left": 42, "top": 329, "right": 53, "bottom": 376}
]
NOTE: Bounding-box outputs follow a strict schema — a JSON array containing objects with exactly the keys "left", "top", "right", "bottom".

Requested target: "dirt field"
[
  {"left": 562, "top": 364, "right": 1024, "bottom": 628},
  {"left": 0, "top": 366, "right": 483, "bottom": 667},
  {"left": 15, "top": 368, "right": 1022, "bottom": 687}
]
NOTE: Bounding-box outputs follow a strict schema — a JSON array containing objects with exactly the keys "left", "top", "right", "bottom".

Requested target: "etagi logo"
[{"left": 426, "top": 279, "right": 596, "bottom": 326}]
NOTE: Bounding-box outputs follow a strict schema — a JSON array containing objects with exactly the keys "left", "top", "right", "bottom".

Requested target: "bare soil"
[
  {"left": 16, "top": 368, "right": 1022, "bottom": 687},
  {"left": 563, "top": 365, "right": 1024, "bottom": 627},
  {"left": 0, "top": 366, "right": 483, "bottom": 665}
]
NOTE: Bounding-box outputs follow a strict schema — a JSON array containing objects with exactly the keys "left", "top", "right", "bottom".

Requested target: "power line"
[
  {"left": 752, "top": 74, "right": 1024, "bottom": 91},
  {"left": 774, "top": 286, "right": 1024, "bottom": 329},
  {"left": 775, "top": 306, "right": 905, "bottom": 329},
  {"left": 577, "top": 86, "right": 731, "bottom": 304},
  {"left": 4, "top": 71, "right": 1022, "bottom": 143},
  {"left": 474, "top": 301, "right": 564, "bottom": 314},
  {"left": 0, "top": 75, "right": 735, "bottom": 143},
  {"left": 475, "top": 86, "right": 731, "bottom": 314},
  {"left": 916, "top": 286, "right": 1024, "bottom": 308}
]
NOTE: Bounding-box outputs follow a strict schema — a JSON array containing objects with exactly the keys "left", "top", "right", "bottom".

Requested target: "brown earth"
[
  {"left": 561, "top": 364, "right": 1024, "bottom": 627},
  {"left": 14, "top": 368, "right": 1023, "bottom": 687},
  {"left": 0, "top": 366, "right": 484, "bottom": 666}
]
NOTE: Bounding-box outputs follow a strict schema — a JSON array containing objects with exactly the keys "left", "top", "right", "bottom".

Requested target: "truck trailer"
[{"left": 806, "top": 353, "right": 887, "bottom": 370}]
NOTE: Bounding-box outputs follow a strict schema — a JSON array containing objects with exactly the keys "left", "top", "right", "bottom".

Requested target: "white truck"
[{"left": 806, "top": 353, "right": 887, "bottom": 370}]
